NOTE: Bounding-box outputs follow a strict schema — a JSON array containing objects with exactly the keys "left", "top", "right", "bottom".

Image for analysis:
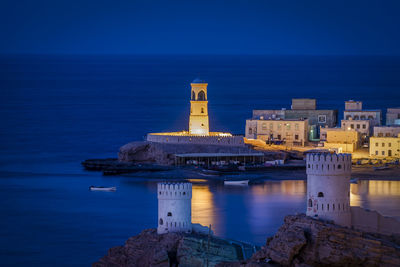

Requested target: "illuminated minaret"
[{"left": 189, "top": 79, "right": 209, "bottom": 135}]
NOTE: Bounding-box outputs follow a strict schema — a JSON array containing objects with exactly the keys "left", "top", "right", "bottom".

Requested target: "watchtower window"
[
  {"left": 183, "top": 192, "right": 186, "bottom": 195},
  {"left": 197, "top": 90, "right": 206, "bottom": 101},
  {"left": 318, "top": 192, "right": 324, "bottom": 197},
  {"left": 167, "top": 212, "right": 172, "bottom": 217},
  {"left": 308, "top": 199, "right": 313, "bottom": 207},
  {"left": 337, "top": 164, "right": 342, "bottom": 169},
  {"left": 159, "top": 218, "right": 163, "bottom": 225},
  {"left": 192, "top": 91, "right": 196, "bottom": 100}
]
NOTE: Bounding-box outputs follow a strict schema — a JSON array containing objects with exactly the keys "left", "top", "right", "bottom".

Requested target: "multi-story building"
[
  {"left": 369, "top": 134, "right": 400, "bottom": 158},
  {"left": 341, "top": 119, "right": 370, "bottom": 145},
  {"left": 343, "top": 100, "right": 382, "bottom": 127},
  {"left": 323, "top": 129, "right": 361, "bottom": 153},
  {"left": 252, "top": 99, "right": 337, "bottom": 140},
  {"left": 386, "top": 108, "right": 400, "bottom": 126},
  {"left": 373, "top": 126, "right": 400, "bottom": 137},
  {"left": 245, "top": 118, "right": 308, "bottom": 146}
]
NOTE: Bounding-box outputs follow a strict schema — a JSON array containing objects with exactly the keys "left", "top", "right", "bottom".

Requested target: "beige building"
[
  {"left": 245, "top": 118, "right": 308, "bottom": 146},
  {"left": 374, "top": 126, "right": 400, "bottom": 137},
  {"left": 369, "top": 134, "right": 400, "bottom": 158},
  {"left": 323, "top": 129, "right": 361, "bottom": 153}
]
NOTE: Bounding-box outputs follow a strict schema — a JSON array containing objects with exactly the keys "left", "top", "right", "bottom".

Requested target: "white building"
[
  {"left": 343, "top": 100, "right": 382, "bottom": 127},
  {"left": 157, "top": 182, "right": 192, "bottom": 234},
  {"left": 306, "top": 152, "right": 352, "bottom": 227},
  {"left": 386, "top": 108, "right": 400, "bottom": 126}
]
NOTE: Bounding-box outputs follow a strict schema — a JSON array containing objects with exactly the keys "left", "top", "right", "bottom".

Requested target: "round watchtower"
[
  {"left": 306, "top": 152, "right": 352, "bottom": 227},
  {"left": 157, "top": 182, "right": 192, "bottom": 234}
]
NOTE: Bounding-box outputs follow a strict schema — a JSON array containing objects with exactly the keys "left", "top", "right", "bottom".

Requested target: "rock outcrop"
[
  {"left": 229, "top": 214, "right": 400, "bottom": 267},
  {"left": 118, "top": 141, "right": 259, "bottom": 165},
  {"left": 93, "top": 229, "right": 245, "bottom": 267}
]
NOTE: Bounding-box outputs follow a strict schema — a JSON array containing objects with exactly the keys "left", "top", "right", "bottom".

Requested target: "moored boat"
[
  {"left": 224, "top": 180, "right": 249, "bottom": 186},
  {"left": 89, "top": 186, "right": 117, "bottom": 191}
]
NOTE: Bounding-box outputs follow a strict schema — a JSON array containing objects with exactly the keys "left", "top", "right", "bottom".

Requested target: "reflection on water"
[
  {"left": 191, "top": 185, "right": 217, "bottom": 230},
  {"left": 350, "top": 180, "right": 400, "bottom": 219}
]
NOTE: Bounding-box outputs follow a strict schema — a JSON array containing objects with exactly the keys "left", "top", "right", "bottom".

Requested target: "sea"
[{"left": 0, "top": 54, "right": 400, "bottom": 266}]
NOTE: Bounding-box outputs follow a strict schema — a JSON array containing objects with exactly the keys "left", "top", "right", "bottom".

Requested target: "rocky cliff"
[
  {"left": 221, "top": 214, "right": 400, "bottom": 267},
  {"left": 93, "top": 229, "right": 245, "bottom": 267}
]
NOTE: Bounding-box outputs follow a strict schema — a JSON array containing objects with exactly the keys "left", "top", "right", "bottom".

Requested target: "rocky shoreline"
[{"left": 94, "top": 214, "right": 400, "bottom": 267}]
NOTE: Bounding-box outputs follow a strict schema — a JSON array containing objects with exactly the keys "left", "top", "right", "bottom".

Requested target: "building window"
[
  {"left": 159, "top": 218, "right": 163, "bottom": 225},
  {"left": 308, "top": 199, "right": 313, "bottom": 207},
  {"left": 362, "top": 124, "right": 366, "bottom": 129},
  {"left": 262, "top": 123, "right": 267, "bottom": 130},
  {"left": 269, "top": 123, "right": 273, "bottom": 130},
  {"left": 368, "top": 115, "right": 374, "bottom": 119},
  {"left": 167, "top": 212, "right": 172, "bottom": 217},
  {"left": 378, "top": 133, "right": 383, "bottom": 137},
  {"left": 346, "top": 115, "right": 351, "bottom": 120},
  {"left": 356, "top": 124, "right": 360, "bottom": 129},
  {"left": 389, "top": 143, "right": 391, "bottom": 147},
  {"left": 318, "top": 115, "right": 327, "bottom": 123},
  {"left": 201, "top": 107, "right": 204, "bottom": 113},
  {"left": 295, "top": 123, "right": 299, "bottom": 130},
  {"left": 375, "top": 151, "right": 378, "bottom": 155},
  {"left": 375, "top": 142, "right": 378, "bottom": 146},
  {"left": 354, "top": 115, "right": 359, "bottom": 120},
  {"left": 389, "top": 150, "right": 392, "bottom": 156},
  {"left": 351, "top": 124, "right": 354, "bottom": 129},
  {"left": 338, "top": 164, "right": 342, "bottom": 169},
  {"left": 382, "top": 151, "right": 385, "bottom": 156},
  {"left": 286, "top": 123, "right": 291, "bottom": 130},
  {"left": 277, "top": 134, "right": 281, "bottom": 140},
  {"left": 295, "top": 134, "right": 299, "bottom": 140},
  {"left": 249, "top": 128, "right": 252, "bottom": 135},
  {"left": 318, "top": 192, "right": 324, "bottom": 197},
  {"left": 360, "top": 115, "right": 366, "bottom": 120},
  {"left": 382, "top": 143, "right": 385, "bottom": 147},
  {"left": 386, "top": 133, "right": 391, "bottom": 137}
]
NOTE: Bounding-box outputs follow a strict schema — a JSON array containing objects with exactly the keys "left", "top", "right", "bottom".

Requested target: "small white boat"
[
  {"left": 224, "top": 180, "right": 249, "bottom": 186},
  {"left": 89, "top": 186, "right": 117, "bottom": 191}
]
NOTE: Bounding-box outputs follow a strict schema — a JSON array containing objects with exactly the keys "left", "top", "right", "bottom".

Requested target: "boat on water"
[
  {"left": 373, "top": 166, "right": 390, "bottom": 171},
  {"left": 224, "top": 180, "right": 249, "bottom": 186},
  {"left": 89, "top": 186, "right": 117, "bottom": 191}
]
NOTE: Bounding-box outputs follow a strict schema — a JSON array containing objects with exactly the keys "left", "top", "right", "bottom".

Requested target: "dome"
[{"left": 192, "top": 78, "right": 206, "bottom": 84}]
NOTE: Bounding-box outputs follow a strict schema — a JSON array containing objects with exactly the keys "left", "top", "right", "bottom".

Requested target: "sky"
[{"left": 1, "top": 0, "right": 400, "bottom": 55}]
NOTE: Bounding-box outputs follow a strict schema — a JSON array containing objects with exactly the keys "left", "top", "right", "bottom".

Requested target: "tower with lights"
[{"left": 189, "top": 79, "right": 209, "bottom": 135}]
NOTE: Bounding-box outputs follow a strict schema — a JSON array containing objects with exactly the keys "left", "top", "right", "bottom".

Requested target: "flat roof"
[{"left": 175, "top": 153, "right": 264, "bottom": 158}]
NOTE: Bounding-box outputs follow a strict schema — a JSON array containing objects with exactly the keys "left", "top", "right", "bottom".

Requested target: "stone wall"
[
  {"left": 351, "top": 206, "right": 400, "bottom": 236},
  {"left": 147, "top": 133, "right": 244, "bottom": 146}
]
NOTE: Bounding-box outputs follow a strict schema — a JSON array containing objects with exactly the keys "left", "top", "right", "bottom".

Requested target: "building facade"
[
  {"left": 251, "top": 99, "right": 337, "bottom": 140},
  {"left": 369, "top": 134, "right": 400, "bottom": 158},
  {"left": 386, "top": 108, "right": 400, "bottom": 126},
  {"left": 373, "top": 126, "right": 400, "bottom": 137},
  {"left": 341, "top": 119, "right": 371, "bottom": 145},
  {"left": 323, "top": 129, "right": 360, "bottom": 153},
  {"left": 157, "top": 182, "right": 192, "bottom": 234},
  {"left": 245, "top": 118, "right": 308, "bottom": 146},
  {"left": 306, "top": 152, "right": 352, "bottom": 227}
]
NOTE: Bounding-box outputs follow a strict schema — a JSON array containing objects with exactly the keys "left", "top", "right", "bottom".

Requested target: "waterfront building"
[
  {"left": 147, "top": 79, "right": 243, "bottom": 146},
  {"left": 341, "top": 119, "right": 371, "bottom": 145},
  {"left": 369, "top": 134, "right": 400, "bottom": 158},
  {"left": 323, "top": 129, "right": 360, "bottom": 153},
  {"left": 343, "top": 100, "right": 382, "bottom": 127},
  {"left": 373, "top": 125, "right": 400, "bottom": 137},
  {"left": 157, "top": 182, "right": 192, "bottom": 234},
  {"left": 386, "top": 108, "right": 400, "bottom": 126},
  {"left": 252, "top": 98, "right": 337, "bottom": 140},
  {"left": 245, "top": 118, "right": 308, "bottom": 146},
  {"left": 306, "top": 152, "right": 352, "bottom": 227}
]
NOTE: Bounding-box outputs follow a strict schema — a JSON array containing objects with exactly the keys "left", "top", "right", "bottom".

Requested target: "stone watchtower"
[
  {"left": 189, "top": 79, "right": 209, "bottom": 135},
  {"left": 157, "top": 182, "right": 192, "bottom": 234},
  {"left": 306, "top": 152, "right": 352, "bottom": 227}
]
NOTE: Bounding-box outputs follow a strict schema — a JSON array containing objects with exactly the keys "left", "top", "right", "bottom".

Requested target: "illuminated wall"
[{"left": 189, "top": 81, "right": 209, "bottom": 135}]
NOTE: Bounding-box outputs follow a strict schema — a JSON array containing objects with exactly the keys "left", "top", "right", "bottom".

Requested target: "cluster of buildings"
[{"left": 246, "top": 99, "right": 400, "bottom": 159}]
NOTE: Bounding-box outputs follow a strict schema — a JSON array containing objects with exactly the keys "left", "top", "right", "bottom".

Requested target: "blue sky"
[{"left": 1, "top": 0, "right": 399, "bottom": 55}]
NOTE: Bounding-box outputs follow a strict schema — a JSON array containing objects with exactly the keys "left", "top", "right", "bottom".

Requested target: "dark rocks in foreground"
[
  {"left": 94, "top": 215, "right": 400, "bottom": 267},
  {"left": 93, "top": 229, "right": 247, "bottom": 267},
  {"left": 222, "top": 214, "right": 400, "bottom": 267}
]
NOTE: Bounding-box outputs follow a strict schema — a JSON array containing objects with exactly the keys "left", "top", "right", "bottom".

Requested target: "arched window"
[
  {"left": 354, "top": 115, "right": 359, "bottom": 120},
  {"left": 360, "top": 115, "right": 366, "bottom": 120},
  {"left": 201, "top": 107, "right": 204, "bottom": 113},
  {"left": 167, "top": 212, "right": 172, "bottom": 217},
  {"left": 197, "top": 90, "right": 206, "bottom": 101},
  {"left": 368, "top": 115, "right": 373, "bottom": 119},
  {"left": 346, "top": 115, "right": 352, "bottom": 120},
  {"left": 308, "top": 199, "right": 313, "bottom": 207},
  {"left": 338, "top": 164, "right": 342, "bottom": 169},
  {"left": 159, "top": 218, "right": 163, "bottom": 225},
  {"left": 192, "top": 91, "right": 196, "bottom": 100},
  {"left": 318, "top": 192, "right": 324, "bottom": 197}
]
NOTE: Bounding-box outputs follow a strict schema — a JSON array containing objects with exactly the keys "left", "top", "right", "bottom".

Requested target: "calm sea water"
[{"left": 0, "top": 55, "right": 400, "bottom": 266}]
